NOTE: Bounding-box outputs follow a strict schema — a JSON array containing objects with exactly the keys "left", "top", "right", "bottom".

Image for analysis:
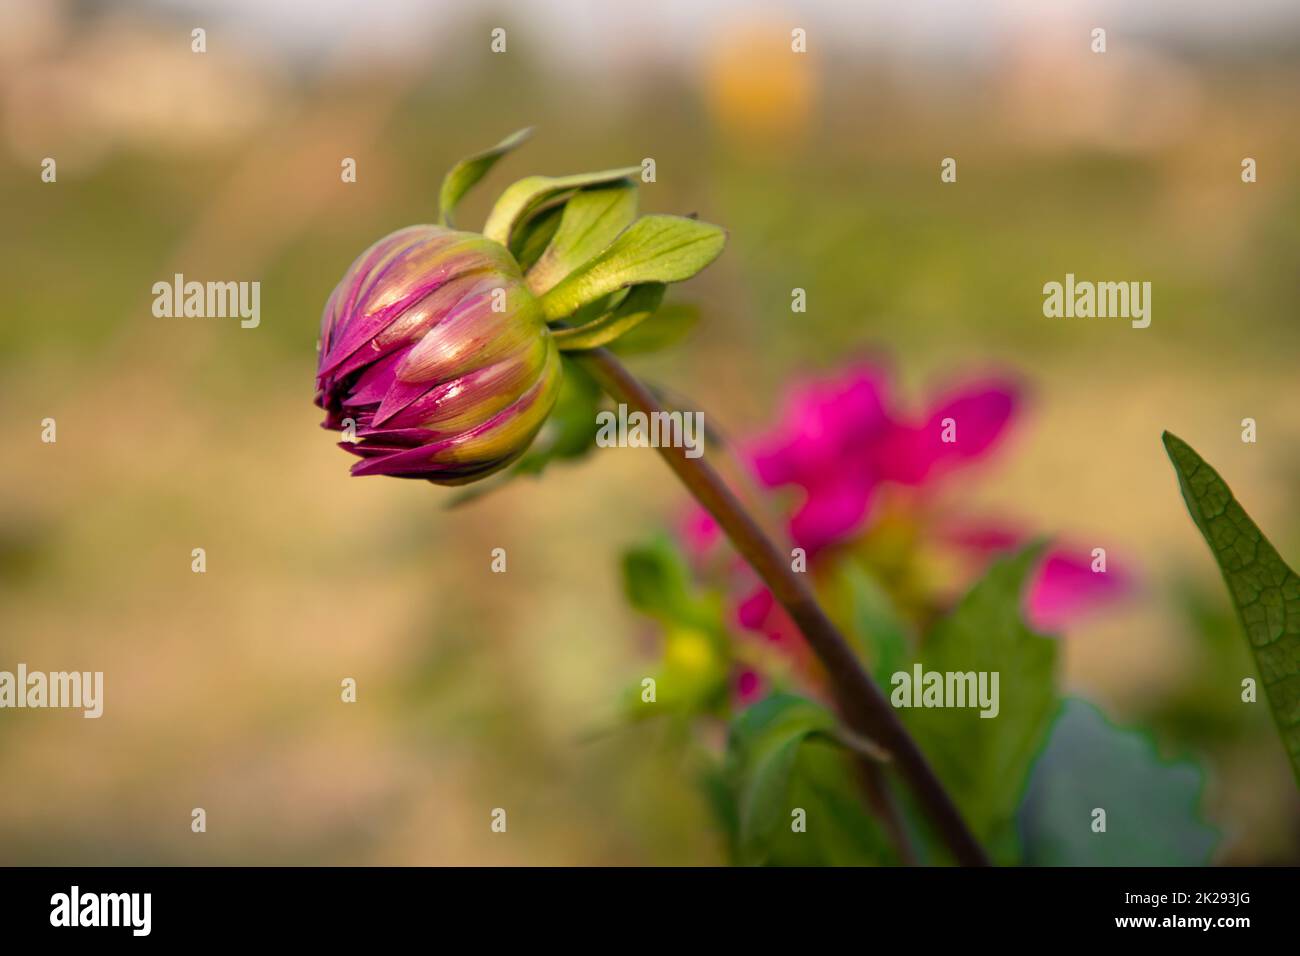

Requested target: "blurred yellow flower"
[
  {"left": 703, "top": 16, "right": 815, "bottom": 144},
  {"left": 663, "top": 625, "right": 720, "bottom": 679}
]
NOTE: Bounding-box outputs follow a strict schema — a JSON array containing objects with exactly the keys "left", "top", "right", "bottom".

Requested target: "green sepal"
[
  {"left": 482, "top": 167, "right": 641, "bottom": 248},
  {"left": 552, "top": 283, "right": 665, "bottom": 352},
  {"left": 509, "top": 204, "right": 564, "bottom": 272},
  {"left": 526, "top": 181, "right": 640, "bottom": 294},
  {"left": 437, "top": 127, "right": 533, "bottom": 228},
  {"left": 608, "top": 303, "right": 699, "bottom": 355},
  {"left": 539, "top": 214, "right": 726, "bottom": 322}
]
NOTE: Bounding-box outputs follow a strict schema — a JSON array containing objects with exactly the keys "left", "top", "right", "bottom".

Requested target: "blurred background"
[{"left": 2, "top": 0, "right": 1298, "bottom": 864}]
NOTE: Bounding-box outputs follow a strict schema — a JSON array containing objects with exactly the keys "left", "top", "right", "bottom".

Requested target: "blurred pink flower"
[
  {"left": 734, "top": 668, "right": 766, "bottom": 706},
  {"left": 1026, "top": 550, "right": 1132, "bottom": 633},
  {"left": 679, "top": 506, "right": 723, "bottom": 559},
  {"left": 734, "top": 585, "right": 813, "bottom": 664},
  {"left": 748, "top": 363, "right": 1018, "bottom": 553},
  {"left": 938, "top": 520, "right": 1134, "bottom": 633},
  {"left": 685, "top": 361, "right": 1130, "bottom": 650}
]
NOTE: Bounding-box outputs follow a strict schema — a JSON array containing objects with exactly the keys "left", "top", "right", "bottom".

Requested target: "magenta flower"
[
  {"left": 749, "top": 363, "right": 1018, "bottom": 554},
  {"left": 748, "top": 364, "right": 892, "bottom": 555},
  {"left": 1026, "top": 550, "right": 1131, "bottom": 632},
  {"left": 316, "top": 226, "right": 561, "bottom": 484},
  {"left": 734, "top": 668, "right": 766, "bottom": 706},
  {"left": 939, "top": 520, "right": 1134, "bottom": 631},
  {"left": 688, "top": 361, "right": 1130, "bottom": 645}
]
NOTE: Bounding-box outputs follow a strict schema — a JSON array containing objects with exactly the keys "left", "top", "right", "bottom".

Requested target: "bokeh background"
[{"left": 2, "top": 0, "right": 1298, "bottom": 864}]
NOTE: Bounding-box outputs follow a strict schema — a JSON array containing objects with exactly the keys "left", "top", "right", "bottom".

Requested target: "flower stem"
[{"left": 574, "top": 347, "right": 991, "bottom": 867}]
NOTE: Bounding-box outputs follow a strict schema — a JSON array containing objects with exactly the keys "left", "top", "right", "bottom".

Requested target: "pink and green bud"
[
  {"left": 315, "top": 227, "right": 560, "bottom": 484},
  {"left": 315, "top": 129, "right": 726, "bottom": 485}
]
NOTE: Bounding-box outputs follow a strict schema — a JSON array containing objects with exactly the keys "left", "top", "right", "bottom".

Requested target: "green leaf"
[
  {"left": 552, "top": 283, "right": 665, "bottom": 352},
  {"left": 621, "top": 535, "right": 731, "bottom": 716},
  {"left": 900, "top": 544, "right": 1059, "bottom": 863},
  {"left": 482, "top": 167, "right": 641, "bottom": 248},
  {"left": 437, "top": 127, "right": 533, "bottom": 228},
  {"left": 539, "top": 215, "right": 726, "bottom": 321},
  {"left": 834, "top": 560, "right": 914, "bottom": 688},
  {"left": 525, "top": 182, "right": 639, "bottom": 294},
  {"left": 608, "top": 302, "right": 700, "bottom": 355},
  {"left": 725, "top": 694, "right": 890, "bottom": 866},
  {"left": 698, "top": 761, "right": 742, "bottom": 862},
  {"left": 1018, "top": 698, "right": 1218, "bottom": 865},
  {"left": 1162, "top": 431, "right": 1300, "bottom": 785},
  {"left": 622, "top": 534, "right": 713, "bottom": 629}
]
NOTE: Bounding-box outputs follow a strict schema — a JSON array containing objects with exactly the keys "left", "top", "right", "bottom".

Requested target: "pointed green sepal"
[
  {"left": 509, "top": 204, "right": 564, "bottom": 272},
  {"left": 482, "top": 167, "right": 641, "bottom": 248},
  {"left": 438, "top": 127, "right": 533, "bottom": 228},
  {"left": 552, "top": 283, "right": 665, "bottom": 351},
  {"left": 609, "top": 302, "right": 700, "bottom": 354},
  {"left": 538, "top": 214, "right": 725, "bottom": 322},
  {"left": 526, "top": 181, "right": 639, "bottom": 294}
]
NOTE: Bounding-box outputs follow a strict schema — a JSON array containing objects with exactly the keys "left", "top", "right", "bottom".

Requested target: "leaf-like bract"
[
  {"left": 526, "top": 182, "right": 639, "bottom": 294},
  {"left": 438, "top": 127, "right": 533, "bottom": 228},
  {"left": 539, "top": 215, "right": 725, "bottom": 321}
]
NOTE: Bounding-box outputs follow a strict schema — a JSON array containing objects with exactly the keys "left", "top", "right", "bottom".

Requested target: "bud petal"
[{"left": 316, "top": 226, "right": 560, "bottom": 484}]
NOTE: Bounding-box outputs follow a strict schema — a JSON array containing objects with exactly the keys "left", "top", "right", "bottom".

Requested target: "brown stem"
[{"left": 574, "top": 347, "right": 990, "bottom": 867}]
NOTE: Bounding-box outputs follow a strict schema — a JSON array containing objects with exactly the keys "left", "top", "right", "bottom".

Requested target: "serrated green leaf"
[
  {"left": 552, "top": 283, "right": 665, "bottom": 352},
  {"left": 437, "top": 127, "right": 533, "bottom": 228},
  {"left": 608, "top": 302, "right": 700, "bottom": 355},
  {"left": 539, "top": 215, "right": 726, "bottom": 321},
  {"left": 900, "top": 544, "right": 1059, "bottom": 863},
  {"left": 1162, "top": 431, "right": 1300, "bottom": 785},
  {"left": 526, "top": 182, "right": 639, "bottom": 294},
  {"left": 725, "top": 694, "right": 892, "bottom": 866},
  {"left": 1017, "top": 698, "right": 1218, "bottom": 865},
  {"left": 482, "top": 167, "right": 641, "bottom": 247}
]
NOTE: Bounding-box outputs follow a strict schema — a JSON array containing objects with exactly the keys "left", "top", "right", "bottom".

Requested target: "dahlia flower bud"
[
  {"left": 316, "top": 226, "right": 560, "bottom": 484},
  {"left": 315, "top": 128, "right": 725, "bottom": 486}
]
